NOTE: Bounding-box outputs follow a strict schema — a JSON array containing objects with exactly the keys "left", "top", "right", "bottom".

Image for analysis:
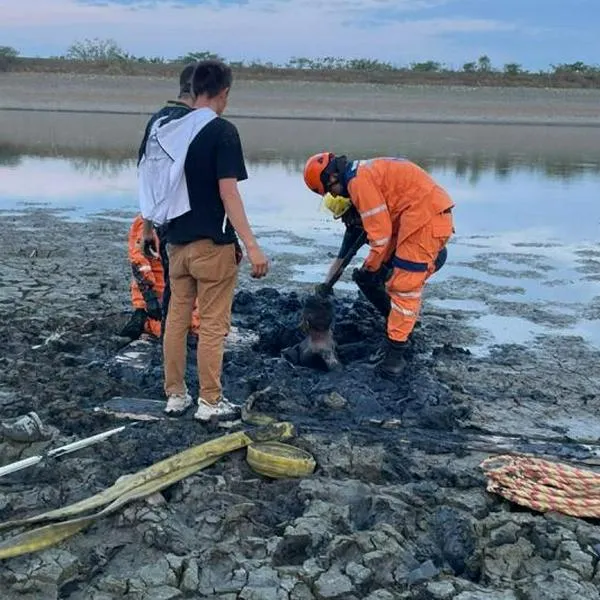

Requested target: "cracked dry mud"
[{"left": 1, "top": 210, "right": 600, "bottom": 600}]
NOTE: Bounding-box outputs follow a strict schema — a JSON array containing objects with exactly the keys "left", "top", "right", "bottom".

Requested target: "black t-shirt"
[
  {"left": 166, "top": 118, "right": 248, "bottom": 246},
  {"left": 137, "top": 101, "right": 192, "bottom": 166}
]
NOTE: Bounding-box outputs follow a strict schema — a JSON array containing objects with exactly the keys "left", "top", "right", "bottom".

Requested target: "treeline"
[{"left": 2, "top": 39, "right": 600, "bottom": 87}]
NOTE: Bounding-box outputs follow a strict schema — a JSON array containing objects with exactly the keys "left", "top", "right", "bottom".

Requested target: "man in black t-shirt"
[{"left": 162, "top": 60, "right": 269, "bottom": 420}]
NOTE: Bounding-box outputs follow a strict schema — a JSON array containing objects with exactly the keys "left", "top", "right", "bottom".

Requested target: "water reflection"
[
  {"left": 1, "top": 150, "right": 599, "bottom": 245},
  {"left": 0, "top": 146, "right": 22, "bottom": 168},
  {"left": 1, "top": 132, "right": 598, "bottom": 352},
  {"left": 69, "top": 156, "right": 134, "bottom": 178},
  {"left": 260, "top": 154, "right": 600, "bottom": 184},
  {"left": 2, "top": 142, "right": 600, "bottom": 183},
  {"left": 2, "top": 110, "right": 600, "bottom": 184}
]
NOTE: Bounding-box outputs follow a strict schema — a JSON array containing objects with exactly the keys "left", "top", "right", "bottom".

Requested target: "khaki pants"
[{"left": 163, "top": 239, "right": 238, "bottom": 403}]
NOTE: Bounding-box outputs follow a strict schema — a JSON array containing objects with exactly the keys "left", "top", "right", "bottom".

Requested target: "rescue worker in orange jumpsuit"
[
  {"left": 121, "top": 215, "right": 200, "bottom": 340},
  {"left": 304, "top": 153, "right": 454, "bottom": 377}
]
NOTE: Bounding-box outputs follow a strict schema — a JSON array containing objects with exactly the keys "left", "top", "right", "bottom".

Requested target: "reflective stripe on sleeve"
[{"left": 360, "top": 204, "right": 387, "bottom": 219}]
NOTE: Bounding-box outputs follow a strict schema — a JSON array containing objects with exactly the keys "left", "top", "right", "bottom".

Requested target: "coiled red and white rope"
[{"left": 480, "top": 455, "right": 600, "bottom": 517}]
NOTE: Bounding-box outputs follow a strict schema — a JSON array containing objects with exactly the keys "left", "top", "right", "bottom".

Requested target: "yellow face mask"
[{"left": 322, "top": 192, "right": 351, "bottom": 220}]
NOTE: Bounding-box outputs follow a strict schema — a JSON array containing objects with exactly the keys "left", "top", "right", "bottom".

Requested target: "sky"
[{"left": 0, "top": 0, "right": 598, "bottom": 70}]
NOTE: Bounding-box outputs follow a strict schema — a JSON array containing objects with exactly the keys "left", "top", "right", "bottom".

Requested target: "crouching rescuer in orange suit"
[
  {"left": 121, "top": 215, "right": 200, "bottom": 339},
  {"left": 304, "top": 153, "right": 455, "bottom": 377}
]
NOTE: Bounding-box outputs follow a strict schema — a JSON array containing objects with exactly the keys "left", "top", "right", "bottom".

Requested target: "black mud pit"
[{"left": 102, "top": 288, "right": 470, "bottom": 435}]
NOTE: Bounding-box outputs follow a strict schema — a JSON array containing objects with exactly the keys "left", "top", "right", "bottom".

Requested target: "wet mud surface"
[{"left": 1, "top": 210, "right": 600, "bottom": 599}]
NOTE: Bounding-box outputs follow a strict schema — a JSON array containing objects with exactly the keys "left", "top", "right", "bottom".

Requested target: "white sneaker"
[
  {"left": 194, "top": 397, "right": 240, "bottom": 422},
  {"left": 165, "top": 392, "right": 192, "bottom": 415}
]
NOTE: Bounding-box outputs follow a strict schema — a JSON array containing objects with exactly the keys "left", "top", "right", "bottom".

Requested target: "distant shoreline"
[{"left": 2, "top": 72, "right": 600, "bottom": 127}]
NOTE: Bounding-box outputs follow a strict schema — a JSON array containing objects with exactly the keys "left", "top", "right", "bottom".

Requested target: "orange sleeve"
[
  {"left": 128, "top": 217, "right": 157, "bottom": 289},
  {"left": 348, "top": 171, "right": 393, "bottom": 272}
]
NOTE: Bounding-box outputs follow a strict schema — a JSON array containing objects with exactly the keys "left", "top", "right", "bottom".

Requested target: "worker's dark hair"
[
  {"left": 178, "top": 62, "right": 196, "bottom": 97},
  {"left": 192, "top": 60, "right": 233, "bottom": 99}
]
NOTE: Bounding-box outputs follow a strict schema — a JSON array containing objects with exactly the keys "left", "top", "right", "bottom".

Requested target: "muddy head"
[
  {"left": 282, "top": 294, "right": 341, "bottom": 371},
  {"left": 302, "top": 294, "right": 335, "bottom": 332}
]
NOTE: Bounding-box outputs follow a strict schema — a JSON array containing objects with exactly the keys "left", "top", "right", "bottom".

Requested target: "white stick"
[{"left": 0, "top": 424, "right": 132, "bottom": 479}]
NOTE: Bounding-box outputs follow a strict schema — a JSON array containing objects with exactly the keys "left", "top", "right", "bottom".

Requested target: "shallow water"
[{"left": 1, "top": 121, "right": 599, "bottom": 354}]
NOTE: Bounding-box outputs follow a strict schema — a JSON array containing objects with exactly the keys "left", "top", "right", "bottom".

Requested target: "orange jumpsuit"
[
  {"left": 346, "top": 158, "right": 455, "bottom": 342},
  {"left": 128, "top": 215, "right": 199, "bottom": 338}
]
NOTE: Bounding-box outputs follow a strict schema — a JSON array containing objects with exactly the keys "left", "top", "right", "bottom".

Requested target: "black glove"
[
  {"left": 146, "top": 297, "right": 162, "bottom": 321},
  {"left": 434, "top": 246, "right": 448, "bottom": 273},
  {"left": 352, "top": 267, "right": 380, "bottom": 287},
  {"left": 143, "top": 238, "right": 159, "bottom": 259},
  {"left": 314, "top": 283, "right": 333, "bottom": 298}
]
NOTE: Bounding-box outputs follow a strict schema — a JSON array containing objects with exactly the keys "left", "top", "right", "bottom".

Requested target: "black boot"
[
  {"left": 376, "top": 338, "right": 408, "bottom": 377},
  {"left": 120, "top": 309, "right": 147, "bottom": 340}
]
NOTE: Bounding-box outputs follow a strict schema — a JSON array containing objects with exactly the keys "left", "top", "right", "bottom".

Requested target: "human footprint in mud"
[
  {"left": 138, "top": 60, "right": 269, "bottom": 420},
  {"left": 304, "top": 154, "right": 454, "bottom": 377}
]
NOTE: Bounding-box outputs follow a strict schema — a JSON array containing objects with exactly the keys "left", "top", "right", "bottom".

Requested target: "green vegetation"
[
  {"left": 503, "top": 63, "right": 524, "bottom": 76},
  {"left": 476, "top": 55, "right": 492, "bottom": 73},
  {"left": 0, "top": 45, "right": 20, "bottom": 71},
  {"left": 175, "top": 50, "right": 224, "bottom": 64},
  {"left": 65, "top": 38, "right": 131, "bottom": 62},
  {"left": 2, "top": 39, "right": 600, "bottom": 88},
  {"left": 409, "top": 61, "right": 442, "bottom": 73},
  {"left": 0, "top": 46, "right": 19, "bottom": 59}
]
